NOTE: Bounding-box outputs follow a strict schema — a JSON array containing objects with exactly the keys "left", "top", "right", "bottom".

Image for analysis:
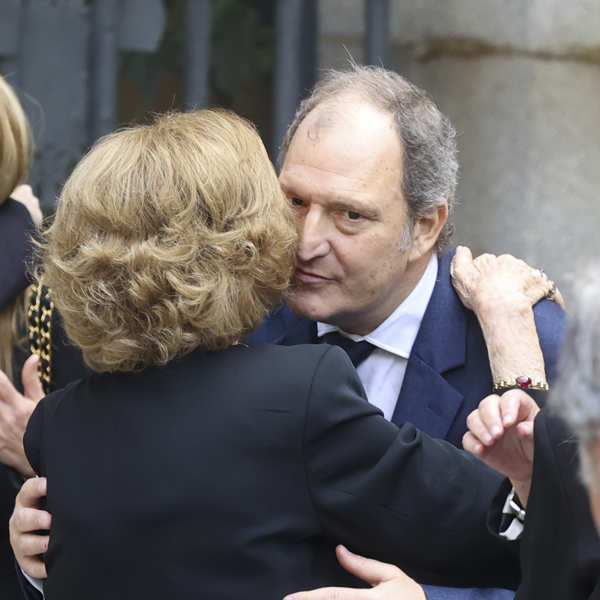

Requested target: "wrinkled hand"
[
  {"left": 284, "top": 545, "right": 425, "bottom": 600},
  {"left": 9, "top": 476, "right": 50, "bottom": 579},
  {"left": 0, "top": 355, "right": 44, "bottom": 476},
  {"left": 11, "top": 184, "right": 43, "bottom": 227},
  {"left": 463, "top": 389, "right": 539, "bottom": 505},
  {"left": 451, "top": 246, "right": 565, "bottom": 313}
]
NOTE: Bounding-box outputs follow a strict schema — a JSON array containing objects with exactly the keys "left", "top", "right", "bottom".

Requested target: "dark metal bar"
[
  {"left": 273, "top": 0, "right": 304, "bottom": 160},
  {"left": 90, "top": 0, "right": 119, "bottom": 140},
  {"left": 0, "top": 0, "right": 24, "bottom": 88},
  {"left": 365, "top": 0, "right": 390, "bottom": 66},
  {"left": 299, "top": 0, "right": 318, "bottom": 98},
  {"left": 184, "top": 0, "right": 211, "bottom": 109}
]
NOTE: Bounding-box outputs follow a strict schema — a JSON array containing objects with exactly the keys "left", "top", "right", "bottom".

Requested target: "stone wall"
[{"left": 319, "top": 0, "right": 600, "bottom": 297}]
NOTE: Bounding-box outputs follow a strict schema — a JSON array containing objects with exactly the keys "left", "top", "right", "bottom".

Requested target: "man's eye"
[
  {"left": 290, "top": 197, "right": 304, "bottom": 207},
  {"left": 347, "top": 211, "right": 362, "bottom": 220}
]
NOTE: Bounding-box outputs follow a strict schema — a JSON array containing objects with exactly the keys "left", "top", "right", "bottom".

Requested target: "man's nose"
[{"left": 297, "top": 208, "right": 330, "bottom": 262}]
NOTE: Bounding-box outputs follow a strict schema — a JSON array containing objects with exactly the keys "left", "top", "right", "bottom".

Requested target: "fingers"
[
  {"left": 466, "top": 395, "right": 503, "bottom": 447},
  {"left": 11, "top": 504, "right": 52, "bottom": 534},
  {"left": 11, "top": 184, "right": 43, "bottom": 226},
  {"left": 0, "top": 369, "right": 20, "bottom": 405},
  {"left": 472, "top": 252, "right": 497, "bottom": 270},
  {"left": 22, "top": 355, "right": 44, "bottom": 403},
  {"left": 466, "top": 391, "right": 540, "bottom": 449},
  {"left": 497, "top": 390, "right": 522, "bottom": 427},
  {"left": 9, "top": 478, "right": 50, "bottom": 579},
  {"left": 335, "top": 545, "right": 401, "bottom": 585},
  {"left": 10, "top": 184, "right": 34, "bottom": 203},
  {"left": 284, "top": 586, "right": 366, "bottom": 599},
  {"left": 553, "top": 287, "right": 566, "bottom": 310},
  {"left": 17, "top": 477, "right": 48, "bottom": 511},
  {"left": 516, "top": 421, "right": 534, "bottom": 439},
  {"left": 13, "top": 532, "right": 49, "bottom": 558},
  {"left": 450, "top": 245, "right": 474, "bottom": 278},
  {"left": 501, "top": 389, "right": 540, "bottom": 422},
  {"left": 463, "top": 431, "right": 484, "bottom": 456},
  {"left": 17, "top": 553, "right": 47, "bottom": 580}
]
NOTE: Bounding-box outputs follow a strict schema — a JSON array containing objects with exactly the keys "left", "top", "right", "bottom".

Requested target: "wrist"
[
  {"left": 511, "top": 479, "right": 532, "bottom": 508},
  {"left": 475, "top": 295, "right": 532, "bottom": 324},
  {"left": 478, "top": 306, "right": 547, "bottom": 384}
]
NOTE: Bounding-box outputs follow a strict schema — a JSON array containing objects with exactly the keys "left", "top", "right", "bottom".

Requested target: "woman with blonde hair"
[
  {"left": 21, "top": 109, "right": 516, "bottom": 599},
  {"left": 0, "top": 72, "right": 45, "bottom": 599},
  {"left": 0, "top": 72, "right": 38, "bottom": 385}
]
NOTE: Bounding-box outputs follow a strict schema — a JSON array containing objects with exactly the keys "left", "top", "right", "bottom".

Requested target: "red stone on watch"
[{"left": 516, "top": 376, "right": 532, "bottom": 388}]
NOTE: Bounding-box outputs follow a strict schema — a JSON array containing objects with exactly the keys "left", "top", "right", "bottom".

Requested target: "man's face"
[{"left": 279, "top": 101, "right": 430, "bottom": 335}]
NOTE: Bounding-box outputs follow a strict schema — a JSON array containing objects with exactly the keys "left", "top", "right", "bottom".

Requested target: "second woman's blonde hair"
[
  {"left": 0, "top": 74, "right": 31, "bottom": 204},
  {"left": 0, "top": 74, "right": 31, "bottom": 383},
  {"left": 43, "top": 110, "right": 297, "bottom": 372}
]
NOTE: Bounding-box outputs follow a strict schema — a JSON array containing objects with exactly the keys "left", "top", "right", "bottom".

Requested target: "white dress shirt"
[{"left": 317, "top": 253, "right": 438, "bottom": 421}]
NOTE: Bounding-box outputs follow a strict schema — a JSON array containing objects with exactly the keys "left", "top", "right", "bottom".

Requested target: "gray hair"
[
  {"left": 549, "top": 265, "right": 600, "bottom": 488},
  {"left": 279, "top": 65, "right": 458, "bottom": 252}
]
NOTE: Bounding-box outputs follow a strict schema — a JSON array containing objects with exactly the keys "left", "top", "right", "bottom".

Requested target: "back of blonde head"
[
  {"left": 43, "top": 110, "right": 297, "bottom": 372},
  {"left": 0, "top": 74, "right": 30, "bottom": 204}
]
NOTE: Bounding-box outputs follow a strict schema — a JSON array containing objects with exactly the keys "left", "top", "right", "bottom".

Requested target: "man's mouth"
[{"left": 293, "top": 267, "right": 331, "bottom": 284}]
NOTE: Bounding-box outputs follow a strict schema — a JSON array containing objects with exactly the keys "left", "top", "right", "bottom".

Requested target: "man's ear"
[{"left": 408, "top": 203, "right": 448, "bottom": 261}]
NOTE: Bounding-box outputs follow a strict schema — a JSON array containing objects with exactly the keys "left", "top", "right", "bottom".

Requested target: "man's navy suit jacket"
[{"left": 250, "top": 251, "right": 566, "bottom": 448}]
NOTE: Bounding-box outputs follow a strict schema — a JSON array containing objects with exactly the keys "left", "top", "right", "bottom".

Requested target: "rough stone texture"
[
  {"left": 389, "top": 0, "right": 600, "bottom": 51},
  {"left": 319, "top": 0, "right": 600, "bottom": 298}
]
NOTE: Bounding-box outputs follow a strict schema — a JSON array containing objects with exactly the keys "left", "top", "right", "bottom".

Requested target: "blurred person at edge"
[
  {"left": 9, "top": 66, "right": 565, "bottom": 599},
  {"left": 461, "top": 264, "right": 600, "bottom": 600},
  {"left": 0, "top": 71, "right": 45, "bottom": 599},
  {"left": 287, "top": 265, "right": 600, "bottom": 600}
]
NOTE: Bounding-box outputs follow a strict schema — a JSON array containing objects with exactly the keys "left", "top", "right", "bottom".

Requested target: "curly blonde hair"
[
  {"left": 42, "top": 110, "right": 297, "bottom": 372},
  {"left": 0, "top": 74, "right": 31, "bottom": 204}
]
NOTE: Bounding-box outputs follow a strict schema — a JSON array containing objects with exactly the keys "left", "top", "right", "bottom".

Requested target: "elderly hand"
[
  {"left": 11, "top": 184, "right": 43, "bottom": 227},
  {"left": 463, "top": 389, "right": 539, "bottom": 506},
  {"left": 9, "top": 476, "right": 50, "bottom": 579},
  {"left": 0, "top": 355, "right": 44, "bottom": 476},
  {"left": 284, "top": 545, "right": 425, "bottom": 600},
  {"left": 451, "top": 246, "right": 565, "bottom": 314}
]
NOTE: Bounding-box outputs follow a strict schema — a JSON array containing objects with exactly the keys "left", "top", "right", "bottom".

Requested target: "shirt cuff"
[
  {"left": 498, "top": 486, "right": 525, "bottom": 541},
  {"left": 21, "top": 565, "right": 44, "bottom": 597}
]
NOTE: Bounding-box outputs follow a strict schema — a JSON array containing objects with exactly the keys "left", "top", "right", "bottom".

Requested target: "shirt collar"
[{"left": 317, "top": 253, "right": 438, "bottom": 359}]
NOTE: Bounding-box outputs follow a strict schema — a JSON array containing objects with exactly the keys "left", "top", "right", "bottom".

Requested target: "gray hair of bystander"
[
  {"left": 279, "top": 64, "right": 458, "bottom": 252},
  {"left": 549, "top": 265, "right": 600, "bottom": 489}
]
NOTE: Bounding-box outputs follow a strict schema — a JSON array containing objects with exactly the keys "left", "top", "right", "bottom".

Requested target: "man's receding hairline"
[{"left": 292, "top": 95, "right": 400, "bottom": 158}]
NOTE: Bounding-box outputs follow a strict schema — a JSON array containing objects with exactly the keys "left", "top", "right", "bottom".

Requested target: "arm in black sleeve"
[
  {"left": 304, "top": 346, "right": 520, "bottom": 589},
  {"left": 23, "top": 400, "right": 45, "bottom": 477}
]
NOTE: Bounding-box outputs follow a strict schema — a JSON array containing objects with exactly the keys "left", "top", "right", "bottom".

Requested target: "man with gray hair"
[
  {"left": 250, "top": 65, "right": 565, "bottom": 598},
  {"left": 254, "top": 63, "right": 562, "bottom": 445}
]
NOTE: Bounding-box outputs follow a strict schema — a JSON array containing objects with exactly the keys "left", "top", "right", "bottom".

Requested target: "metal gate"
[{"left": 0, "top": 0, "right": 390, "bottom": 208}]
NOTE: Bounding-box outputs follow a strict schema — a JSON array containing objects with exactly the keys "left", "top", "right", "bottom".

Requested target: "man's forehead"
[
  {"left": 299, "top": 101, "right": 356, "bottom": 144},
  {"left": 291, "top": 98, "right": 398, "bottom": 153}
]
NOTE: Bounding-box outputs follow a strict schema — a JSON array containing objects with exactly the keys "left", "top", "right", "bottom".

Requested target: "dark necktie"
[{"left": 322, "top": 331, "right": 375, "bottom": 368}]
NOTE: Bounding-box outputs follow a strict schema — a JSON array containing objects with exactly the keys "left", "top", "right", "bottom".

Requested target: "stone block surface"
[{"left": 318, "top": 1, "right": 600, "bottom": 298}]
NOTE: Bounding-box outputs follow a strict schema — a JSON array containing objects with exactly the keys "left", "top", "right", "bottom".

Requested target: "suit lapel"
[{"left": 391, "top": 252, "right": 468, "bottom": 440}]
